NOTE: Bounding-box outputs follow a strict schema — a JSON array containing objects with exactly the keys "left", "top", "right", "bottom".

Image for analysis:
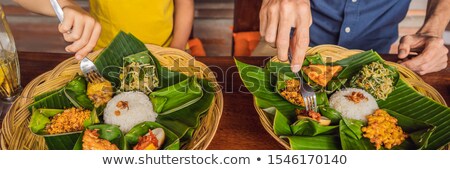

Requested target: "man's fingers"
[
  {"left": 276, "top": 3, "right": 294, "bottom": 62},
  {"left": 259, "top": 0, "right": 270, "bottom": 37},
  {"left": 290, "top": 6, "right": 311, "bottom": 72},
  {"left": 263, "top": 1, "right": 280, "bottom": 44},
  {"left": 418, "top": 54, "right": 448, "bottom": 75},
  {"left": 291, "top": 25, "right": 309, "bottom": 72},
  {"left": 74, "top": 23, "right": 101, "bottom": 60},
  {"left": 398, "top": 35, "right": 414, "bottom": 59},
  {"left": 415, "top": 45, "right": 448, "bottom": 75},
  {"left": 403, "top": 40, "right": 447, "bottom": 74}
]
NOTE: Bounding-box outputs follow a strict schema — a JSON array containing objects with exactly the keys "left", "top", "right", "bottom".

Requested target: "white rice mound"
[
  {"left": 104, "top": 91, "right": 157, "bottom": 133},
  {"left": 329, "top": 88, "right": 378, "bottom": 122}
]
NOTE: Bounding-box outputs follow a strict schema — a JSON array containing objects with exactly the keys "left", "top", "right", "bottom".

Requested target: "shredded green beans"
[{"left": 350, "top": 62, "right": 394, "bottom": 100}]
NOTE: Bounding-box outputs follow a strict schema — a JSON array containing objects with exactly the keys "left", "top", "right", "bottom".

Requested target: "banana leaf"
[
  {"left": 34, "top": 89, "right": 59, "bottom": 101},
  {"left": 339, "top": 110, "right": 436, "bottom": 150},
  {"left": 318, "top": 106, "right": 342, "bottom": 125},
  {"left": 339, "top": 120, "right": 374, "bottom": 150},
  {"left": 29, "top": 107, "right": 99, "bottom": 135},
  {"left": 27, "top": 87, "right": 73, "bottom": 113},
  {"left": 235, "top": 59, "right": 299, "bottom": 114},
  {"left": 64, "top": 75, "right": 94, "bottom": 110},
  {"left": 377, "top": 79, "right": 450, "bottom": 149},
  {"left": 125, "top": 122, "right": 180, "bottom": 150},
  {"left": 385, "top": 109, "right": 435, "bottom": 149},
  {"left": 45, "top": 133, "right": 81, "bottom": 150},
  {"left": 326, "top": 78, "right": 347, "bottom": 92},
  {"left": 274, "top": 110, "right": 293, "bottom": 136},
  {"left": 291, "top": 119, "right": 339, "bottom": 136},
  {"left": 150, "top": 76, "right": 203, "bottom": 114},
  {"left": 334, "top": 50, "right": 383, "bottom": 79},
  {"left": 93, "top": 31, "right": 188, "bottom": 89},
  {"left": 156, "top": 79, "right": 215, "bottom": 141},
  {"left": 29, "top": 108, "right": 65, "bottom": 134},
  {"left": 121, "top": 51, "right": 159, "bottom": 93},
  {"left": 28, "top": 74, "right": 94, "bottom": 113},
  {"left": 73, "top": 124, "right": 125, "bottom": 150},
  {"left": 287, "top": 135, "right": 341, "bottom": 150}
]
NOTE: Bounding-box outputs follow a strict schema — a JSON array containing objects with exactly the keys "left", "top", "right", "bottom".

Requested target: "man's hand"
[
  {"left": 58, "top": 3, "right": 101, "bottom": 60},
  {"left": 398, "top": 34, "right": 448, "bottom": 75},
  {"left": 259, "top": 0, "right": 312, "bottom": 72}
]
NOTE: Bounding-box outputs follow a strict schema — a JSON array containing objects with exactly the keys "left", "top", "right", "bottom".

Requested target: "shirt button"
[
  {"left": 345, "top": 27, "right": 351, "bottom": 33},
  {"left": 352, "top": 0, "right": 357, "bottom": 2}
]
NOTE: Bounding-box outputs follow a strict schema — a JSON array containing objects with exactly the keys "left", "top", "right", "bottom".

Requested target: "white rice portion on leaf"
[
  {"left": 329, "top": 88, "right": 378, "bottom": 122},
  {"left": 104, "top": 91, "right": 157, "bottom": 133}
]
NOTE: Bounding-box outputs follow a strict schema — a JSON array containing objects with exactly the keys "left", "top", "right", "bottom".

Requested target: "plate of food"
[
  {"left": 236, "top": 45, "right": 449, "bottom": 150},
  {"left": 0, "top": 32, "right": 223, "bottom": 150}
]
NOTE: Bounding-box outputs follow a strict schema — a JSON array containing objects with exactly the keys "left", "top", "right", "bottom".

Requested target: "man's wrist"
[{"left": 417, "top": 16, "right": 446, "bottom": 37}]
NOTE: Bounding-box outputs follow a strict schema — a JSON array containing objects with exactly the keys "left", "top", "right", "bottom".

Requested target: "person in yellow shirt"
[{"left": 13, "top": 0, "right": 194, "bottom": 60}]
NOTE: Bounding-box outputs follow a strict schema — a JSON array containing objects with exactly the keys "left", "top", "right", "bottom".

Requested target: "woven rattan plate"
[
  {"left": 0, "top": 44, "right": 223, "bottom": 150},
  {"left": 254, "top": 45, "right": 448, "bottom": 150}
]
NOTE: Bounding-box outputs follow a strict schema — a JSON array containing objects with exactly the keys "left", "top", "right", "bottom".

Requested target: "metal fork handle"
[{"left": 50, "top": 0, "right": 64, "bottom": 22}]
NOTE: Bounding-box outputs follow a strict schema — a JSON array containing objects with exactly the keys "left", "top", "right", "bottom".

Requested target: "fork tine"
[
  {"left": 312, "top": 95, "right": 317, "bottom": 111},
  {"left": 308, "top": 96, "right": 313, "bottom": 111},
  {"left": 303, "top": 97, "right": 309, "bottom": 111}
]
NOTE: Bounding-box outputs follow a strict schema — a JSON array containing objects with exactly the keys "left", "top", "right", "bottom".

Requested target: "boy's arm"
[
  {"left": 13, "top": 0, "right": 73, "bottom": 16},
  {"left": 13, "top": 0, "right": 101, "bottom": 60},
  {"left": 170, "top": 0, "right": 194, "bottom": 50}
]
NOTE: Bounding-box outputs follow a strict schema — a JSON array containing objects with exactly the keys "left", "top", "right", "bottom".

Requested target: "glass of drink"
[{"left": 0, "top": 4, "right": 21, "bottom": 103}]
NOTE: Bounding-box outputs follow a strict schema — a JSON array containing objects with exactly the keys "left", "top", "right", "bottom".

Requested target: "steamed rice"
[
  {"left": 104, "top": 91, "right": 157, "bottom": 133},
  {"left": 329, "top": 88, "right": 378, "bottom": 122}
]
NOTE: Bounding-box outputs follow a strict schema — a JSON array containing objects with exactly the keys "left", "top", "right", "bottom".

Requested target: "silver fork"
[
  {"left": 287, "top": 28, "right": 317, "bottom": 112},
  {"left": 50, "top": 0, "right": 104, "bottom": 83}
]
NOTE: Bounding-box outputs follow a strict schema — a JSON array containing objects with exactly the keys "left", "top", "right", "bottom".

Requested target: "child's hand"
[{"left": 58, "top": 4, "right": 101, "bottom": 60}]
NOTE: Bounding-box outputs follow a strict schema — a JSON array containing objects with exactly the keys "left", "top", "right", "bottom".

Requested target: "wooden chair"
[{"left": 232, "top": 0, "right": 262, "bottom": 56}]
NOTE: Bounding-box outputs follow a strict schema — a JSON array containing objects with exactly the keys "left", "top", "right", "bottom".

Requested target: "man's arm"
[
  {"left": 170, "top": 0, "right": 194, "bottom": 50},
  {"left": 259, "top": 0, "right": 312, "bottom": 73},
  {"left": 418, "top": 0, "right": 450, "bottom": 37},
  {"left": 398, "top": 0, "right": 450, "bottom": 75}
]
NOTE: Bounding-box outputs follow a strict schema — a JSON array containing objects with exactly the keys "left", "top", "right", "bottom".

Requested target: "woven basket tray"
[
  {"left": 0, "top": 44, "right": 223, "bottom": 150},
  {"left": 254, "top": 45, "right": 448, "bottom": 150}
]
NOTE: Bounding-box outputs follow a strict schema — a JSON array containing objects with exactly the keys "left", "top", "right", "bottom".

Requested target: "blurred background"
[{"left": 2, "top": 0, "right": 449, "bottom": 56}]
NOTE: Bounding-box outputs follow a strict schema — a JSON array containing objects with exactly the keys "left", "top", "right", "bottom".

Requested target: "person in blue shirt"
[{"left": 260, "top": 0, "right": 449, "bottom": 75}]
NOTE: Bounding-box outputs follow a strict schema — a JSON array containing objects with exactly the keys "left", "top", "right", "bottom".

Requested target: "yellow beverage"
[
  {"left": 0, "top": 50, "right": 21, "bottom": 101},
  {"left": 0, "top": 4, "right": 22, "bottom": 102}
]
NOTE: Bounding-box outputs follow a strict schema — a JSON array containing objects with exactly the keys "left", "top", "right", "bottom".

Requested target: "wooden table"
[{"left": 1, "top": 52, "right": 449, "bottom": 150}]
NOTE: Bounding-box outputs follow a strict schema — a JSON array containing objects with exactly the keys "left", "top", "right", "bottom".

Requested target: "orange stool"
[
  {"left": 233, "top": 31, "right": 261, "bottom": 56},
  {"left": 188, "top": 38, "right": 206, "bottom": 57}
]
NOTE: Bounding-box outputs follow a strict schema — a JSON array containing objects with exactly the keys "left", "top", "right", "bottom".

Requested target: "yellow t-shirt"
[{"left": 90, "top": 0, "right": 174, "bottom": 50}]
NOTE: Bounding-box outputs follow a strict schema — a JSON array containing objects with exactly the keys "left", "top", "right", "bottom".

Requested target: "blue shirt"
[{"left": 310, "top": 0, "right": 411, "bottom": 53}]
